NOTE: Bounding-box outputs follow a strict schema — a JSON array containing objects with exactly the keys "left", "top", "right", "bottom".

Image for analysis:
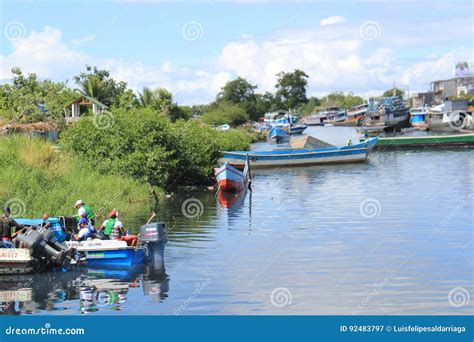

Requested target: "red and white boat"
[{"left": 214, "top": 159, "right": 250, "bottom": 192}]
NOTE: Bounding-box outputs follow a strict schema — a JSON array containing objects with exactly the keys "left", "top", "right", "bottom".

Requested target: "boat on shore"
[
  {"left": 409, "top": 107, "right": 428, "bottom": 128},
  {"left": 219, "top": 137, "right": 378, "bottom": 169},
  {"left": 360, "top": 132, "right": 474, "bottom": 149}
]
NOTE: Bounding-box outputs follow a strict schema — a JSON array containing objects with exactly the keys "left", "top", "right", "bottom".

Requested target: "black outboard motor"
[
  {"left": 15, "top": 226, "right": 73, "bottom": 267},
  {"left": 138, "top": 222, "right": 167, "bottom": 272},
  {"left": 35, "top": 226, "right": 76, "bottom": 258}
]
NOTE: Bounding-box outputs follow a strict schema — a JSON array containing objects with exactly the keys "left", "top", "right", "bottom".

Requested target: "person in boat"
[
  {"left": 98, "top": 211, "right": 125, "bottom": 240},
  {"left": 75, "top": 200, "right": 95, "bottom": 226},
  {"left": 0, "top": 207, "right": 24, "bottom": 248},
  {"left": 73, "top": 217, "right": 95, "bottom": 241},
  {"left": 42, "top": 214, "right": 68, "bottom": 242},
  {"left": 347, "top": 138, "right": 353, "bottom": 146}
]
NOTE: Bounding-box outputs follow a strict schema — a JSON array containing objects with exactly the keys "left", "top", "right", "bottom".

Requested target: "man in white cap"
[{"left": 75, "top": 200, "right": 95, "bottom": 226}]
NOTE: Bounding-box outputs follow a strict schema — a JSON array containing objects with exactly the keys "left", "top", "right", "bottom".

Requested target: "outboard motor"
[
  {"left": 15, "top": 227, "right": 73, "bottom": 267},
  {"left": 138, "top": 222, "right": 167, "bottom": 271},
  {"left": 36, "top": 226, "right": 76, "bottom": 258}
]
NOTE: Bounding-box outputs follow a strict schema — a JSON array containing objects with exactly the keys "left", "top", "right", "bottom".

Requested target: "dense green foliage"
[
  {"left": 0, "top": 135, "right": 151, "bottom": 218},
  {"left": 0, "top": 68, "right": 77, "bottom": 124},
  {"left": 274, "top": 69, "right": 309, "bottom": 110},
  {"left": 319, "top": 92, "right": 365, "bottom": 110},
  {"left": 383, "top": 87, "right": 405, "bottom": 98},
  {"left": 62, "top": 108, "right": 252, "bottom": 189},
  {"left": 203, "top": 101, "right": 249, "bottom": 126}
]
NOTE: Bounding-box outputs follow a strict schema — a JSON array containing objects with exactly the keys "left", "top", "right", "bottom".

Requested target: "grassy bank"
[{"left": 0, "top": 135, "right": 152, "bottom": 219}]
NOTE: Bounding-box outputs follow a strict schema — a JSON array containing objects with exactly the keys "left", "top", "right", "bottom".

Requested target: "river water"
[{"left": 1, "top": 127, "right": 473, "bottom": 315}]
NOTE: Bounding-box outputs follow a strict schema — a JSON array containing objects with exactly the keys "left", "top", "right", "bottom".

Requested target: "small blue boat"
[
  {"left": 289, "top": 124, "right": 307, "bottom": 135},
  {"left": 268, "top": 125, "right": 290, "bottom": 143},
  {"left": 220, "top": 137, "right": 378, "bottom": 169}
]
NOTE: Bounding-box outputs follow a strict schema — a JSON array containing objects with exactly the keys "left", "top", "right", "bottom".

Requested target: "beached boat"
[
  {"left": 360, "top": 133, "right": 474, "bottom": 149},
  {"left": 219, "top": 137, "right": 378, "bottom": 169},
  {"left": 215, "top": 160, "right": 250, "bottom": 192}
]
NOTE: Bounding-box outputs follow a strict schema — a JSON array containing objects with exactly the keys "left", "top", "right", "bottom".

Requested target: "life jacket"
[
  {"left": 83, "top": 205, "right": 95, "bottom": 220},
  {"left": 47, "top": 218, "right": 66, "bottom": 242},
  {"left": 110, "top": 221, "right": 123, "bottom": 240},
  {"left": 0, "top": 217, "right": 12, "bottom": 238},
  {"left": 104, "top": 218, "right": 116, "bottom": 236}
]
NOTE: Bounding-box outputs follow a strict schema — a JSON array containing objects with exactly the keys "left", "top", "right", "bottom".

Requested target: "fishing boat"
[
  {"left": 323, "top": 107, "right": 347, "bottom": 124},
  {"left": 360, "top": 133, "right": 474, "bottom": 149},
  {"left": 66, "top": 222, "right": 167, "bottom": 269},
  {"left": 219, "top": 137, "right": 378, "bottom": 169},
  {"left": 215, "top": 159, "right": 250, "bottom": 192},
  {"left": 409, "top": 107, "right": 428, "bottom": 128},
  {"left": 0, "top": 248, "right": 35, "bottom": 275},
  {"left": 263, "top": 110, "right": 296, "bottom": 126},
  {"left": 334, "top": 104, "right": 368, "bottom": 126},
  {"left": 426, "top": 101, "right": 473, "bottom": 133},
  {"left": 268, "top": 125, "right": 290, "bottom": 143},
  {"left": 362, "top": 95, "right": 410, "bottom": 134},
  {"left": 301, "top": 112, "right": 326, "bottom": 126}
]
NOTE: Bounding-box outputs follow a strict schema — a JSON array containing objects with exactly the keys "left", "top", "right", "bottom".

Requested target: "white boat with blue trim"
[{"left": 219, "top": 137, "right": 378, "bottom": 169}]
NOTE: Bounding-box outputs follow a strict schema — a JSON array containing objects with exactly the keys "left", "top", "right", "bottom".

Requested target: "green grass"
[{"left": 0, "top": 135, "right": 153, "bottom": 220}]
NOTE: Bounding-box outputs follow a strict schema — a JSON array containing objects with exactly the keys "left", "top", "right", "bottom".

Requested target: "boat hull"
[
  {"left": 219, "top": 138, "right": 378, "bottom": 169},
  {"left": 360, "top": 133, "right": 474, "bottom": 149},
  {"left": 85, "top": 248, "right": 146, "bottom": 269},
  {"left": 215, "top": 163, "right": 246, "bottom": 192}
]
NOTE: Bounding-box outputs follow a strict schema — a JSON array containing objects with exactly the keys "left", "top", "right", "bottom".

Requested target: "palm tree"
[{"left": 137, "top": 87, "right": 157, "bottom": 108}]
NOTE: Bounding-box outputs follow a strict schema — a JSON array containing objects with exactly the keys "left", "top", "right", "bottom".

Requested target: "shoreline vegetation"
[{"left": 0, "top": 64, "right": 437, "bottom": 219}]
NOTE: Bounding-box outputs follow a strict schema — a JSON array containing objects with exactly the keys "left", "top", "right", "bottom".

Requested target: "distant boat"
[
  {"left": 363, "top": 96, "right": 410, "bottom": 133},
  {"left": 289, "top": 124, "right": 307, "bottom": 135},
  {"left": 219, "top": 137, "right": 378, "bottom": 169},
  {"left": 268, "top": 125, "right": 290, "bottom": 143},
  {"left": 323, "top": 107, "right": 347, "bottom": 123},
  {"left": 214, "top": 124, "right": 231, "bottom": 131},
  {"left": 301, "top": 112, "right": 326, "bottom": 126},
  {"left": 360, "top": 133, "right": 474, "bottom": 149},
  {"left": 215, "top": 159, "right": 250, "bottom": 192},
  {"left": 409, "top": 107, "right": 428, "bottom": 128},
  {"left": 334, "top": 104, "right": 368, "bottom": 126},
  {"left": 263, "top": 110, "right": 296, "bottom": 126}
]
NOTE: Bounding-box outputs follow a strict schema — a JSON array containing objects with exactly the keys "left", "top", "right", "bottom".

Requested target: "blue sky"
[{"left": 1, "top": 0, "right": 472, "bottom": 104}]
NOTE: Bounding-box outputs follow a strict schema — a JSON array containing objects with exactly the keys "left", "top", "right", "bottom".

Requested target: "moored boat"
[
  {"left": 301, "top": 112, "right": 326, "bottom": 126},
  {"left": 360, "top": 132, "right": 474, "bottom": 149},
  {"left": 268, "top": 125, "right": 290, "bottom": 143},
  {"left": 289, "top": 124, "right": 307, "bottom": 135},
  {"left": 334, "top": 104, "right": 368, "bottom": 126},
  {"left": 409, "top": 107, "right": 428, "bottom": 128},
  {"left": 219, "top": 137, "right": 378, "bottom": 169},
  {"left": 362, "top": 95, "right": 410, "bottom": 134},
  {"left": 215, "top": 160, "right": 250, "bottom": 192}
]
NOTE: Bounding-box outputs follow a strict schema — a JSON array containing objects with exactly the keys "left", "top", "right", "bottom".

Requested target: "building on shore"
[
  {"left": 430, "top": 76, "right": 474, "bottom": 103},
  {"left": 64, "top": 95, "right": 108, "bottom": 123}
]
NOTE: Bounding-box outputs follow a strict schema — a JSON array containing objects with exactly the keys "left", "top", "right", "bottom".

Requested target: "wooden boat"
[
  {"left": 363, "top": 96, "right": 410, "bottom": 133},
  {"left": 289, "top": 124, "right": 307, "bottom": 135},
  {"left": 219, "top": 137, "right": 378, "bottom": 169},
  {"left": 268, "top": 125, "right": 290, "bottom": 143},
  {"left": 360, "top": 133, "right": 474, "bottom": 149},
  {"left": 409, "top": 107, "right": 428, "bottom": 128},
  {"left": 215, "top": 160, "right": 250, "bottom": 192},
  {"left": 301, "top": 113, "right": 326, "bottom": 126},
  {"left": 334, "top": 104, "right": 368, "bottom": 126}
]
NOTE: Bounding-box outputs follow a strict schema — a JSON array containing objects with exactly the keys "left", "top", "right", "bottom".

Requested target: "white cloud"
[
  {"left": 70, "top": 34, "right": 98, "bottom": 47},
  {"left": 320, "top": 16, "right": 347, "bottom": 26}
]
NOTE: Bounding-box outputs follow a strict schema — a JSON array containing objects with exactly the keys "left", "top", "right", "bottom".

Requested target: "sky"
[{"left": 0, "top": 0, "right": 473, "bottom": 105}]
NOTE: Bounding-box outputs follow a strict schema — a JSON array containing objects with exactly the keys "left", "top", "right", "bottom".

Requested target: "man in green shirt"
[{"left": 75, "top": 200, "right": 95, "bottom": 226}]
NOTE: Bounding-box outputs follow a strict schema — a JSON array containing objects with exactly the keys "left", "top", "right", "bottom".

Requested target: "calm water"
[{"left": 1, "top": 127, "right": 473, "bottom": 315}]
